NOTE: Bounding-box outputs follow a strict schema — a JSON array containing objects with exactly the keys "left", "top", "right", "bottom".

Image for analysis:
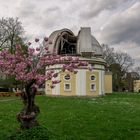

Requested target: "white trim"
[
  {"left": 76, "top": 69, "right": 86, "bottom": 96},
  {"left": 99, "top": 70, "right": 101, "bottom": 95},
  {"left": 64, "top": 83, "right": 71, "bottom": 91},
  {"left": 99, "top": 67, "right": 105, "bottom": 95},
  {"left": 101, "top": 70, "right": 105, "bottom": 95},
  {"left": 90, "top": 83, "right": 96, "bottom": 91}
]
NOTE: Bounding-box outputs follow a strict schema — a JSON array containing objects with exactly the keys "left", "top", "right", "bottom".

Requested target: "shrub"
[
  {"left": 9, "top": 126, "right": 49, "bottom": 140},
  {"left": 15, "top": 92, "right": 21, "bottom": 97},
  {"left": 0, "top": 92, "right": 13, "bottom": 97}
]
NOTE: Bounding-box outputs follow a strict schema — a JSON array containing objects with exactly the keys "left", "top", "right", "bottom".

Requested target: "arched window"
[{"left": 58, "top": 33, "right": 77, "bottom": 55}]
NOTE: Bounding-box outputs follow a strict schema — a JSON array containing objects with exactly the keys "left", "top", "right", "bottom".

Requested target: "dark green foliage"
[
  {"left": 9, "top": 126, "right": 49, "bottom": 140},
  {"left": 110, "top": 64, "right": 122, "bottom": 91}
]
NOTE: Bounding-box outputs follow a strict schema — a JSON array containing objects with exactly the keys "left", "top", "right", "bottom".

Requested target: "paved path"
[{"left": 0, "top": 98, "right": 20, "bottom": 102}]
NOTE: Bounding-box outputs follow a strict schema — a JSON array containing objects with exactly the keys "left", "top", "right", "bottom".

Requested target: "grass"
[{"left": 0, "top": 93, "right": 140, "bottom": 140}]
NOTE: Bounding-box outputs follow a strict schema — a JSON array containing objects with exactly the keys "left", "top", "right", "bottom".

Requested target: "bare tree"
[
  {"left": 101, "top": 44, "right": 116, "bottom": 65},
  {"left": 102, "top": 44, "right": 134, "bottom": 73},
  {"left": 0, "top": 17, "right": 24, "bottom": 52},
  {"left": 114, "top": 52, "right": 134, "bottom": 76},
  {"left": 0, "top": 17, "right": 26, "bottom": 90},
  {"left": 102, "top": 44, "right": 134, "bottom": 91}
]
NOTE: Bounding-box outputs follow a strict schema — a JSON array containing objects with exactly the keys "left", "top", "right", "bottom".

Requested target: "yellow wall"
[
  {"left": 45, "top": 80, "right": 52, "bottom": 95},
  {"left": 60, "top": 72, "right": 76, "bottom": 96},
  {"left": 45, "top": 70, "right": 112, "bottom": 96},
  {"left": 104, "top": 73, "right": 112, "bottom": 93},
  {"left": 133, "top": 80, "right": 140, "bottom": 92},
  {"left": 86, "top": 71, "right": 99, "bottom": 96}
]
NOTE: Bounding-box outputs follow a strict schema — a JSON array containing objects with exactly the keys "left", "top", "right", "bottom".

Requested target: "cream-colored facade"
[
  {"left": 45, "top": 62, "right": 106, "bottom": 96},
  {"left": 105, "top": 72, "right": 112, "bottom": 93},
  {"left": 133, "top": 80, "right": 140, "bottom": 92},
  {"left": 45, "top": 27, "right": 112, "bottom": 96}
]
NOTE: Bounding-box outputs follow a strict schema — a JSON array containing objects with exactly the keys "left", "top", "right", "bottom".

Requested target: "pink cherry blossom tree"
[{"left": 0, "top": 37, "right": 88, "bottom": 129}]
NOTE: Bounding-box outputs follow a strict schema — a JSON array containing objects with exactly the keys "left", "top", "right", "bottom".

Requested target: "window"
[
  {"left": 64, "top": 83, "right": 71, "bottom": 91},
  {"left": 90, "top": 84, "right": 96, "bottom": 91},
  {"left": 91, "top": 75, "right": 96, "bottom": 81},
  {"left": 64, "top": 74, "right": 70, "bottom": 80},
  {"left": 58, "top": 34, "right": 77, "bottom": 55}
]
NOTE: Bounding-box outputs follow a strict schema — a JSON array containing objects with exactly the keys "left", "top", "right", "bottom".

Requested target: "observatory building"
[{"left": 45, "top": 27, "right": 112, "bottom": 96}]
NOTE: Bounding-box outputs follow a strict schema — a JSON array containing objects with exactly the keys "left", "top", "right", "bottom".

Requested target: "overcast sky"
[{"left": 0, "top": 0, "right": 140, "bottom": 67}]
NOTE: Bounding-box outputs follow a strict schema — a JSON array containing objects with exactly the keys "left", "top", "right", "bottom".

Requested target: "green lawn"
[{"left": 0, "top": 93, "right": 140, "bottom": 140}]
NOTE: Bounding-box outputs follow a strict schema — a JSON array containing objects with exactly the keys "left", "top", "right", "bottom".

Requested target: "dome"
[
  {"left": 47, "top": 27, "right": 103, "bottom": 56},
  {"left": 77, "top": 27, "right": 102, "bottom": 55},
  {"left": 91, "top": 35, "right": 103, "bottom": 55}
]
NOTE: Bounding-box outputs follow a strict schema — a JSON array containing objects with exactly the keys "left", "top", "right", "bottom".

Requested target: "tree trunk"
[{"left": 17, "top": 81, "right": 40, "bottom": 129}]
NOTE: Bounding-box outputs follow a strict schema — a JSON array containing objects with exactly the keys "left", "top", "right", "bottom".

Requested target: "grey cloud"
[
  {"left": 134, "top": 57, "right": 140, "bottom": 66},
  {"left": 41, "top": 6, "right": 62, "bottom": 29},
  {"left": 17, "top": 1, "right": 36, "bottom": 18},
  {"left": 1, "top": 0, "right": 139, "bottom": 65},
  {"left": 45, "top": 6, "right": 60, "bottom": 13},
  {"left": 79, "top": 0, "right": 134, "bottom": 20},
  {"left": 18, "top": 8, "right": 35, "bottom": 19},
  {"left": 100, "top": 2, "right": 140, "bottom": 45}
]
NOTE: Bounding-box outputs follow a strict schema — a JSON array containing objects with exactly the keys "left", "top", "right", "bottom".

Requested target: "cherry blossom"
[
  {"left": 0, "top": 37, "right": 88, "bottom": 90},
  {"left": 0, "top": 36, "right": 89, "bottom": 129}
]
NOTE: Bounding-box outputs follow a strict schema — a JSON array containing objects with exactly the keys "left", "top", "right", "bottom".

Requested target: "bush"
[
  {"left": 0, "top": 92, "right": 21, "bottom": 97},
  {"left": 0, "top": 92, "right": 13, "bottom": 97},
  {"left": 9, "top": 126, "right": 49, "bottom": 140}
]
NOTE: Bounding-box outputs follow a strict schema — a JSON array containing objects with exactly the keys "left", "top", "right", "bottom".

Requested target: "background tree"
[
  {"left": 0, "top": 38, "right": 88, "bottom": 129},
  {"left": 0, "top": 17, "right": 24, "bottom": 52},
  {"left": 109, "top": 64, "right": 122, "bottom": 91},
  {"left": 124, "top": 71, "right": 139, "bottom": 92},
  {"left": 102, "top": 44, "right": 134, "bottom": 91},
  {"left": 101, "top": 44, "right": 116, "bottom": 65},
  {"left": 0, "top": 17, "right": 27, "bottom": 90},
  {"left": 114, "top": 52, "right": 134, "bottom": 77}
]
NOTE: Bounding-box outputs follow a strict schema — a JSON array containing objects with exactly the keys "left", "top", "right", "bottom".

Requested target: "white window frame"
[
  {"left": 90, "top": 74, "right": 96, "bottom": 81},
  {"left": 90, "top": 83, "right": 96, "bottom": 91},
  {"left": 64, "top": 83, "right": 71, "bottom": 91},
  {"left": 64, "top": 74, "right": 71, "bottom": 81}
]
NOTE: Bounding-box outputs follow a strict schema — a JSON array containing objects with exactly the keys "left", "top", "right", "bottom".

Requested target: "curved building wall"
[
  {"left": 45, "top": 27, "right": 110, "bottom": 96},
  {"left": 45, "top": 62, "right": 105, "bottom": 96}
]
